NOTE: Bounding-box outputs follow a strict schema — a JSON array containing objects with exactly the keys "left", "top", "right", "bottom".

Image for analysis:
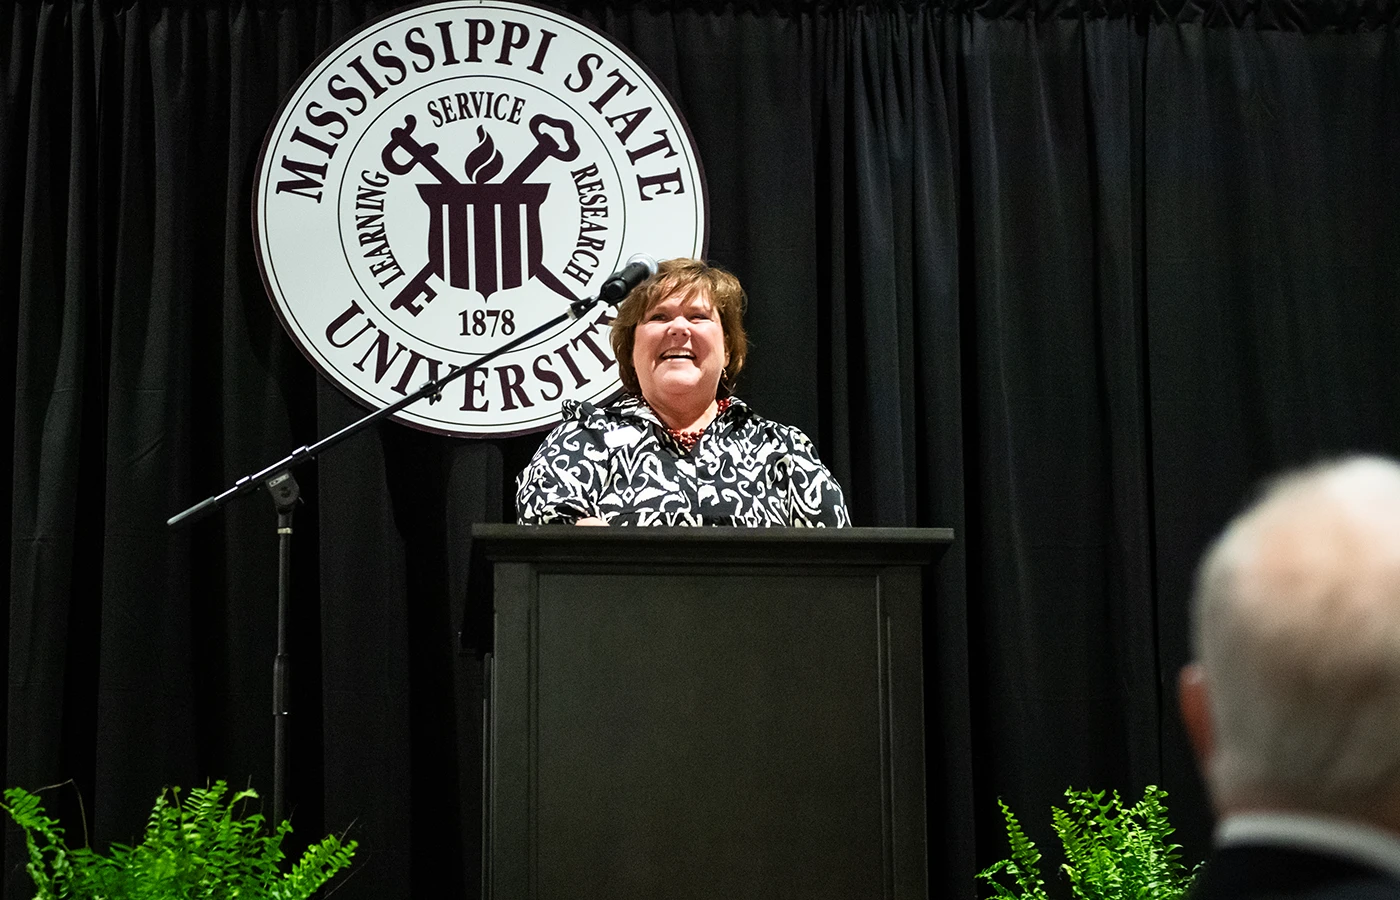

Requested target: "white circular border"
[{"left": 254, "top": 0, "right": 708, "bottom": 437}]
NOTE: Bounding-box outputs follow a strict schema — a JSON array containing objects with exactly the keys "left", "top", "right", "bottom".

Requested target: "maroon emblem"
[{"left": 381, "top": 114, "right": 581, "bottom": 314}]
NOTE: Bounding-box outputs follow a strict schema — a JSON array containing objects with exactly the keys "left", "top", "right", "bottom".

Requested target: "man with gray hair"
[{"left": 1180, "top": 455, "right": 1400, "bottom": 900}]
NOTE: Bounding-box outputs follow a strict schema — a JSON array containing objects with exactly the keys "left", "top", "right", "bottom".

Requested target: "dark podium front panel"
[{"left": 471, "top": 526, "right": 951, "bottom": 900}]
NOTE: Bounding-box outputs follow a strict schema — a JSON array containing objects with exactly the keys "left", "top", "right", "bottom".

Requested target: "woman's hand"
[{"left": 574, "top": 517, "right": 608, "bottom": 526}]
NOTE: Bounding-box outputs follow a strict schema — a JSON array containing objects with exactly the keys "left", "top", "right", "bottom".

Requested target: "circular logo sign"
[{"left": 254, "top": 1, "right": 707, "bottom": 436}]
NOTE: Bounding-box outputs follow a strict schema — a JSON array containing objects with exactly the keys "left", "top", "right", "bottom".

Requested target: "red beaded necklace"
[{"left": 651, "top": 397, "right": 731, "bottom": 452}]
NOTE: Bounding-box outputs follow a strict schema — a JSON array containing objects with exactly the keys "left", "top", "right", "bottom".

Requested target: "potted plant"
[
  {"left": 978, "top": 785, "right": 1196, "bottom": 900},
  {"left": 2, "top": 779, "right": 354, "bottom": 899}
]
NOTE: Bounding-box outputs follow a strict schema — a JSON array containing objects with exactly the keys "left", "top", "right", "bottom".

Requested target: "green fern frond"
[
  {"left": 2, "top": 780, "right": 355, "bottom": 900},
  {"left": 980, "top": 786, "right": 1197, "bottom": 900},
  {"left": 274, "top": 834, "right": 359, "bottom": 900},
  {"left": 976, "top": 798, "right": 1051, "bottom": 900}
]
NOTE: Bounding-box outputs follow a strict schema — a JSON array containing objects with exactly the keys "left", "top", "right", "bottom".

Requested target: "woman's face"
[{"left": 632, "top": 286, "right": 728, "bottom": 407}]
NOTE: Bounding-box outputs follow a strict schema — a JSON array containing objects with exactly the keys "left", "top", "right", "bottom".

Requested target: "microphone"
[{"left": 598, "top": 253, "right": 658, "bottom": 304}]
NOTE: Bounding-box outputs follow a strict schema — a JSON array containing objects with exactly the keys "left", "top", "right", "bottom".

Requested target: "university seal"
[{"left": 254, "top": 1, "right": 707, "bottom": 436}]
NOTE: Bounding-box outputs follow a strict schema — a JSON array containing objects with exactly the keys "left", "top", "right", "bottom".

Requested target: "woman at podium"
[{"left": 516, "top": 258, "right": 849, "bottom": 527}]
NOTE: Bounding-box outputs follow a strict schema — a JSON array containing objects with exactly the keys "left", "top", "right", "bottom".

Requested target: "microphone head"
[
  {"left": 598, "top": 253, "right": 660, "bottom": 304},
  {"left": 624, "top": 253, "right": 659, "bottom": 277}
]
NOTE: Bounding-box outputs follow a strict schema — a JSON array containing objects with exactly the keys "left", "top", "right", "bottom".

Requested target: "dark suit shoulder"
[{"left": 1191, "top": 845, "right": 1400, "bottom": 900}]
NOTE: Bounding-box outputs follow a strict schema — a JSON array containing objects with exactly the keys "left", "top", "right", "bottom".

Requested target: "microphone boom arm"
[{"left": 167, "top": 292, "right": 609, "bottom": 528}]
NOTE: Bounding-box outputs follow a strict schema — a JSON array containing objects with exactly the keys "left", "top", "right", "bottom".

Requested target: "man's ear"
[{"left": 1179, "top": 663, "right": 1215, "bottom": 768}]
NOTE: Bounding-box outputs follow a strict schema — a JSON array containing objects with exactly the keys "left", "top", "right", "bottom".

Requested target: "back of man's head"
[{"left": 1186, "top": 455, "right": 1400, "bottom": 824}]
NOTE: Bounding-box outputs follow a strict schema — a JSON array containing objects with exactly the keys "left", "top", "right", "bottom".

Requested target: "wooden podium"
[{"left": 469, "top": 525, "right": 952, "bottom": 900}]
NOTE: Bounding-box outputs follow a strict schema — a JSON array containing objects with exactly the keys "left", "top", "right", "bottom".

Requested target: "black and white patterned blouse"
[{"left": 516, "top": 396, "right": 850, "bottom": 527}]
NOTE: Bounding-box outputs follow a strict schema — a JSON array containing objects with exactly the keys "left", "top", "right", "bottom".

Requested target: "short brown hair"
[{"left": 609, "top": 258, "right": 748, "bottom": 398}]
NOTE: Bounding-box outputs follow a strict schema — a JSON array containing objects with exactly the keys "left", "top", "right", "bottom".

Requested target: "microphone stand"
[{"left": 167, "top": 291, "right": 610, "bottom": 826}]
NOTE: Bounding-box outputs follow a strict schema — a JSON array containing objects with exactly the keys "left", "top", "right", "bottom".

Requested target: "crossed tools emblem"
[{"left": 381, "top": 113, "right": 582, "bottom": 314}]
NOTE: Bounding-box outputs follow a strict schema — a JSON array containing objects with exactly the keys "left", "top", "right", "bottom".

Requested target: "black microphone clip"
[{"left": 598, "top": 253, "right": 659, "bottom": 305}]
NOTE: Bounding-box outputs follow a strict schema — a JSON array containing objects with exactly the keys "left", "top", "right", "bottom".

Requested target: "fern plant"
[
  {"left": 1, "top": 780, "right": 355, "bottom": 900},
  {"left": 978, "top": 785, "right": 1195, "bottom": 900}
]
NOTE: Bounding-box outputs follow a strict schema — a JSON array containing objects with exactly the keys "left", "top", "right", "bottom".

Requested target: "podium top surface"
[{"left": 470, "top": 524, "right": 954, "bottom": 567}]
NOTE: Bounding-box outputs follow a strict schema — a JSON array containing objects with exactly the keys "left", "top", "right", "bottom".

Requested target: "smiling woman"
[{"left": 515, "top": 258, "right": 850, "bottom": 527}]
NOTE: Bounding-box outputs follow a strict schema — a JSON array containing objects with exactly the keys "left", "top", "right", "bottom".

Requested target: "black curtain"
[{"left": 5, "top": 0, "right": 1400, "bottom": 898}]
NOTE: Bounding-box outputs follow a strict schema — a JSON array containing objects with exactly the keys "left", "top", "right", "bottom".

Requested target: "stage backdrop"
[{"left": 5, "top": 0, "right": 1400, "bottom": 898}]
